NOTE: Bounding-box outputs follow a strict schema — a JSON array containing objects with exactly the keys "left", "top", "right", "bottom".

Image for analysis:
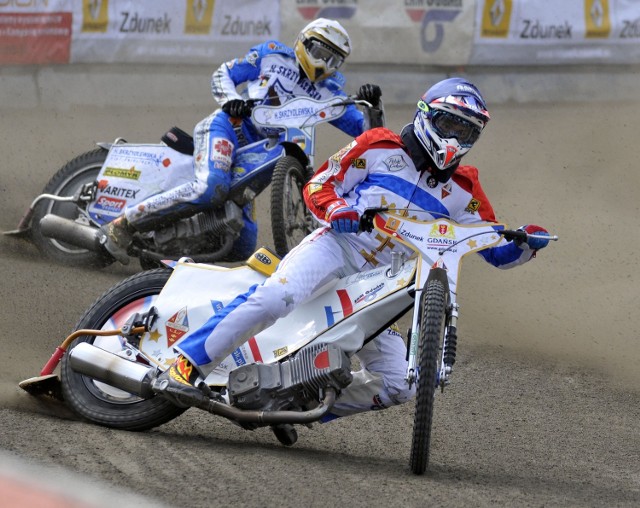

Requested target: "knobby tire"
[
  {"left": 270, "top": 156, "right": 313, "bottom": 257},
  {"left": 409, "top": 278, "right": 448, "bottom": 474},
  {"left": 30, "top": 148, "right": 113, "bottom": 268},
  {"left": 60, "top": 269, "right": 186, "bottom": 431}
]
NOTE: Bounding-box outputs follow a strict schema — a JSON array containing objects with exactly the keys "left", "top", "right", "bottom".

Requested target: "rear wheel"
[
  {"left": 270, "top": 156, "right": 315, "bottom": 257},
  {"left": 60, "top": 269, "right": 186, "bottom": 431},
  {"left": 31, "top": 148, "right": 113, "bottom": 267},
  {"left": 409, "top": 278, "right": 449, "bottom": 474}
]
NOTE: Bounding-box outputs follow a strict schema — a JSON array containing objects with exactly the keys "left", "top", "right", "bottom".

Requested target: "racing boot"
[
  {"left": 152, "top": 355, "right": 205, "bottom": 408},
  {"left": 99, "top": 214, "right": 134, "bottom": 265}
]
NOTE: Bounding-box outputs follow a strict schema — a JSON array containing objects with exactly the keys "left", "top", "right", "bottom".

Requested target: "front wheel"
[
  {"left": 409, "top": 278, "right": 449, "bottom": 474},
  {"left": 60, "top": 269, "right": 186, "bottom": 431},
  {"left": 270, "top": 156, "right": 315, "bottom": 257},
  {"left": 30, "top": 148, "right": 114, "bottom": 268}
]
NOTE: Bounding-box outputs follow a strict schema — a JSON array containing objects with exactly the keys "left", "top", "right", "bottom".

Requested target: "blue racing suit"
[{"left": 124, "top": 40, "right": 368, "bottom": 260}]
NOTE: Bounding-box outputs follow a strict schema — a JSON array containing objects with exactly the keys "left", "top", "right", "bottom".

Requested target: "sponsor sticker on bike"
[{"left": 94, "top": 195, "right": 126, "bottom": 214}]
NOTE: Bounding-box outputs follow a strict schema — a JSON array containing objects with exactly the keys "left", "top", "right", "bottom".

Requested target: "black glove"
[
  {"left": 357, "top": 84, "right": 382, "bottom": 108},
  {"left": 222, "top": 99, "right": 251, "bottom": 118}
]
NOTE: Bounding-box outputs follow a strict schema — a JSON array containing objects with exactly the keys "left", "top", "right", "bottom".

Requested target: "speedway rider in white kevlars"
[
  {"left": 101, "top": 18, "right": 382, "bottom": 264},
  {"left": 157, "top": 78, "right": 551, "bottom": 421}
]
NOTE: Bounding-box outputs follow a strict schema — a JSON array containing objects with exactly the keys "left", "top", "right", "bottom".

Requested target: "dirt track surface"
[{"left": 1, "top": 98, "right": 639, "bottom": 507}]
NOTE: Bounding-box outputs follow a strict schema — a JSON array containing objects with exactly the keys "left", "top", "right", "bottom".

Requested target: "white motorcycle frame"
[{"left": 100, "top": 211, "right": 506, "bottom": 390}]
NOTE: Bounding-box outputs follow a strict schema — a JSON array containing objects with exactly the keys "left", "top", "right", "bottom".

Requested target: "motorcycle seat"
[{"left": 162, "top": 126, "right": 194, "bottom": 156}]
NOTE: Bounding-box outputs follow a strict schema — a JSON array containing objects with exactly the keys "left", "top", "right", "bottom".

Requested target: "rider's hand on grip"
[
  {"left": 518, "top": 224, "right": 550, "bottom": 250},
  {"left": 222, "top": 99, "right": 252, "bottom": 118},
  {"left": 357, "top": 84, "right": 382, "bottom": 108},
  {"left": 329, "top": 206, "right": 360, "bottom": 234}
]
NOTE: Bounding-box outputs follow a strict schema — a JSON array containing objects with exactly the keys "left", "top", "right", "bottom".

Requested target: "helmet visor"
[
  {"left": 303, "top": 38, "right": 345, "bottom": 70},
  {"left": 431, "top": 110, "right": 482, "bottom": 147}
]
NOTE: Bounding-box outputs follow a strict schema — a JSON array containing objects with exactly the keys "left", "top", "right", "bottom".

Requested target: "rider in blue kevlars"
[{"left": 100, "top": 18, "right": 383, "bottom": 265}]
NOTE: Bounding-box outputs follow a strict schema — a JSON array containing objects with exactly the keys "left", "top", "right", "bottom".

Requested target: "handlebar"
[
  {"left": 359, "top": 207, "right": 388, "bottom": 233},
  {"left": 358, "top": 208, "right": 559, "bottom": 243},
  {"left": 498, "top": 229, "right": 559, "bottom": 243}
]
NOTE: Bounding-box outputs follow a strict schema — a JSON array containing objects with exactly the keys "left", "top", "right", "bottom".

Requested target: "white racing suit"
[
  {"left": 125, "top": 40, "right": 366, "bottom": 259},
  {"left": 177, "top": 127, "right": 540, "bottom": 417}
]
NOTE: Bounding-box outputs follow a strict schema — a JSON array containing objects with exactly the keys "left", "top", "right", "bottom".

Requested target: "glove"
[
  {"left": 329, "top": 206, "right": 360, "bottom": 234},
  {"left": 519, "top": 224, "right": 550, "bottom": 250},
  {"left": 222, "top": 99, "right": 251, "bottom": 118},
  {"left": 357, "top": 84, "right": 382, "bottom": 108}
]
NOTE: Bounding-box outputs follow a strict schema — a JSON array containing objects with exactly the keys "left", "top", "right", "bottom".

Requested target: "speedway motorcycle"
[
  {"left": 20, "top": 208, "right": 556, "bottom": 474},
  {"left": 5, "top": 96, "right": 383, "bottom": 267}
]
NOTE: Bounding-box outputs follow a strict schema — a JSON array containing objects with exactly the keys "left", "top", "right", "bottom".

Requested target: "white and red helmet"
[
  {"left": 294, "top": 18, "right": 351, "bottom": 82},
  {"left": 413, "top": 78, "right": 490, "bottom": 171}
]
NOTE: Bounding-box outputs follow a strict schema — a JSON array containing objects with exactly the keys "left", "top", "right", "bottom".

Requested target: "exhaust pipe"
[
  {"left": 68, "top": 343, "right": 156, "bottom": 398},
  {"left": 39, "top": 214, "right": 104, "bottom": 252},
  {"left": 69, "top": 343, "right": 338, "bottom": 425}
]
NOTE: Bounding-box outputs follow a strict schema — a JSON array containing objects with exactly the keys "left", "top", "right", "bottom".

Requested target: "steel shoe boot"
[
  {"left": 98, "top": 215, "right": 133, "bottom": 265},
  {"left": 271, "top": 424, "right": 298, "bottom": 446},
  {"left": 152, "top": 355, "right": 205, "bottom": 408}
]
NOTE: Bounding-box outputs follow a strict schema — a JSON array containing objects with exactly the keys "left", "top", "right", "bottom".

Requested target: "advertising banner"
[
  {"left": 280, "top": 0, "right": 475, "bottom": 66},
  {"left": 472, "top": 0, "right": 640, "bottom": 64},
  {"left": 0, "top": 0, "right": 72, "bottom": 64},
  {"left": 1, "top": 1, "right": 639, "bottom": 67},
  {"left": 70, "top": 0, "right": 280, "bottom": 64}
]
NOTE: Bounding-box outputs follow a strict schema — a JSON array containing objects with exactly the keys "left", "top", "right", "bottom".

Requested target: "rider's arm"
[
  {"left": 211, "top": 42, "right": 271, "bottom": 105},
  {"left": 331, "top": 105, "right": 366, "bottom": 137},
  {"left": 303, "top": 129, "right": 402, "bottom": 225},
  {"left": 451, "top": 166, "right": 537, "bottom": 269},
  {"left": 317, "top": 72, "right": 366, "bottom": 137}
]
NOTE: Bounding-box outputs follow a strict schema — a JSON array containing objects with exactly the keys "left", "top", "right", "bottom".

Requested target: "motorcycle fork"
[
  {"left": 438, "top": 302, "right": 458, "bottom": 392},
  {"left": 404, "top": 289, "right": 458, "bottom": 392}
]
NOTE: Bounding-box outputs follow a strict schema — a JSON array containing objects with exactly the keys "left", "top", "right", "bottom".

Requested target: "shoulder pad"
[
  {"left": 259, "top": 40, "right": 295, "bottom": 58},
  {"left": 359, "top": 127, "right": 404, "bottom": 147},
  {"left": 452, "top": 165, "right": 480, "bottom": 186}
]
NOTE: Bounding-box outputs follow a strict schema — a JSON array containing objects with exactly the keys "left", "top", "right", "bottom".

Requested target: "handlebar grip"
[
  {"left": 499, "top": 229, "right": 528, "bottom": 242},
  {"left": 358, "top": 207, "right": 388, "bottom": 233}
]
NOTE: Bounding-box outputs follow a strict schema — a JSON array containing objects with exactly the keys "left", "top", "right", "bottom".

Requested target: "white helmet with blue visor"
[{"left": 413, "top": 78, "right": 490, "bottom": 171}]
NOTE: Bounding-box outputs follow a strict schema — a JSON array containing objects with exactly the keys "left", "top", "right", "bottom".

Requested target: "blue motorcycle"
[{"left": 5, "top": 95, "right": 382, "bottom": 269}]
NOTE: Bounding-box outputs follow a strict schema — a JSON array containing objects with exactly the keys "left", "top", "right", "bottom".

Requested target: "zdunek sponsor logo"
[
  {"left": 520, "top": 19, "right": 573, "bottom": 39},
  {"left": 620, "top": 19, "right": 640, "bottom": 38},
  {"left": 120, "top": 12, "right": 171, "bottom": 34},
  {"left": 399, "top": 228, "right": 424, "bottom": 242}
]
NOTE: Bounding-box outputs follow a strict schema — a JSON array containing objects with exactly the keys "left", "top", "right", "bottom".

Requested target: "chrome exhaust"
[
  {"left": 39, "top": 214, "right": 104, "bottom": 252},
  {"left": 68, "top": 342, "right": 156, "bottom": 398},
  {"left": 69, "top": 344, "right": 338, "bottom": 425}
]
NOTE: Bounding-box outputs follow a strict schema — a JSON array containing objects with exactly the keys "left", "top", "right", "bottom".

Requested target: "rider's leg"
[
  {"left": 224, "top": 201, "right": 258, "bottom": 261},
  {"left": 100, "top": 111, "right": 238, "bottom": 261},
  {"left": 322, "top": 324, "right": 415, "bottom": 419},
  {"left": 157, "top": 230, "right": 354, "bottom": 404}
]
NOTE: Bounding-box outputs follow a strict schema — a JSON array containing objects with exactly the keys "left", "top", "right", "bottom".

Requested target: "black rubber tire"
[
  {"left": 409, "top": 278, "right": 448, "bottom": 474},
  {"left": 60, "top": 269, "right": 187, "bottom": 431},
  {"left": 30, "top": 148, "right": 114, "bottom": 268},
  {"left": 270, "top": 156, "right": 315, "bottom": 257}
]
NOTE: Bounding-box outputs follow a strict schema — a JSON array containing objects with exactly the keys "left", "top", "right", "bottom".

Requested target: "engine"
[
  {"left": 227, "top": 343, "right": 352, "bottom": 412},
  {"left": 151, "top": 200, "right": 244, "bottom": 253}
]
